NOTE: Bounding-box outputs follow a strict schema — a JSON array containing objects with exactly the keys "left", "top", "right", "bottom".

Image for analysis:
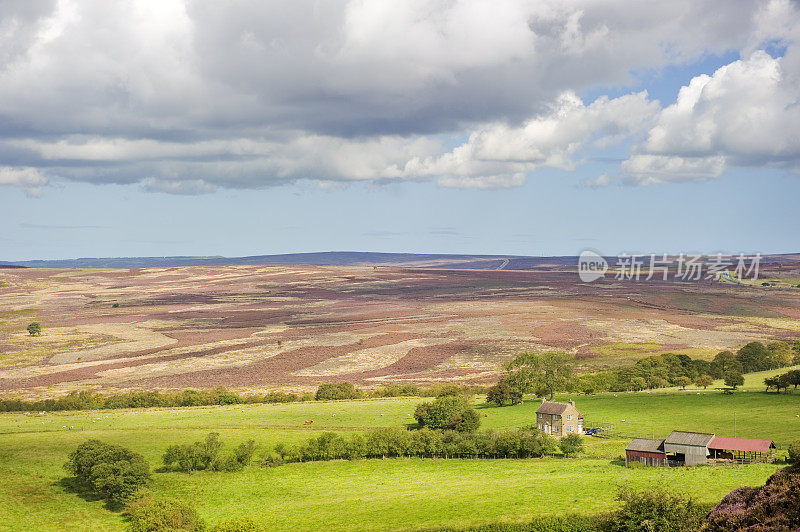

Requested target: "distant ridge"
[
  {"left": 3, "top": 252, "right": 798, "bottom": 271},
  {"left": 0, "top": 252, "right": 581, "bottom": 270}
]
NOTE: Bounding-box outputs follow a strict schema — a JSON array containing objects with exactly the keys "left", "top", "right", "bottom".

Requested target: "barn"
[
  {"left": 625, "top": 438, "right": 667, "bottom": 467},
  {"left": 662, "top": 431, "right": 715, "bottom": 466},
  {"left": 708, "top": 436, "right": 776, "bottom": 463}
]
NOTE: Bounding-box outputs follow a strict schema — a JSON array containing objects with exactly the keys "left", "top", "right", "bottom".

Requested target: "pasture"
[{"left": 1, "top": 390, "right": 797, "bottom": 531}]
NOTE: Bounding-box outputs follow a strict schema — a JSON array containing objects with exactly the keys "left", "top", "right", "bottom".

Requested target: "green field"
[{"left": 1, "top": 389, "right": 798, "bottom": 531}]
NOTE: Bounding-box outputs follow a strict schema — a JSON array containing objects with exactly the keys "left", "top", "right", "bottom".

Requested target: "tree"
[
  {"left": 793, "top": 340, "right": 800, "bottom": 365},
  {"left": 163, "top": 432, "right": 223, "bottom": 472},
  {"left": 27, "top": 322, "right": 41, "bottom": 336},
  {"left": 505, "top": 351, "right": 574, "bottom": 400},
  {"left": 675, "top": 376, "right": 692, "bottom": 390},
  {"left": 736, "top": 342, "right": 772, "bottom": 373},
  {"left": 766, "top": 341, "right": 793, "bottom": 368},
  {"left": 486, "top": 380, "right": 522, "bottom": 406},
  {"left": 630, "top": 377, "right": 647, "bottom": 391},
  {"left": 710, "top": 351, "right": 740, "bottom": 378},
  {"left": 64, "top": 439, "right": 150, "bottom": 506},
  {"left": 764, "top": 376, "right": 781, "bottom": 393},
  {"left": 413, "top": 395, "right": 480, "bottom": 432},
  {"left": 559, "top": 433, "right": 584, "bottom": 456},
  {"left": 724, "top": 369, "right": 744, "bottom": 390},
  {"left": 694, "top": 374, "right": 714, "bottom": 389}
]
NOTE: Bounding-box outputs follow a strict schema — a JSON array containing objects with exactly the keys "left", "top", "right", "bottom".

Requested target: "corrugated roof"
[
  {"left": 709, "top": 436, "right": 775, "bottom": 453},
  {"left": 626, "top": 438, "right": 665, "bottom": 453},
  {"left": 536, "top": 401, "right": 570, "bottom": 415},
  {"left": 665, "top": 431, "right": 715, "bottom": 447}
]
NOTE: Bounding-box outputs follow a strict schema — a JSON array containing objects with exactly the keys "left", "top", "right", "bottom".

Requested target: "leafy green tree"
[
  {"left": 413, "top": 395, "right": 480, "bottom": 432},
  {"left": 125, "top": 494, "right": 204, "bottom": 532},
  {"left": 559, "top": 433, "right": 584, "bottom": 456},
  {"left": 736, "top": 342, "right": 772, "bottom": 372},
  {"left": 766, "top": 341, "right": 793, "bottom": 368},
  {"left": 724, "top": 369, "right": 744, "bottom": 390},
  {"left": 674, "top": 376, "right": 692, "bottom": 390},
  {"left": 694, "top": 374, "right": 714, "bottom": 389},
  {"left": 630, "top": 377, "right": 647, "bottom": 391},
  {"left": 26, "top": 322, "right": 41, "bottom": 336},
  {"left": 710, "top": 351, "right": 740, "bottom": 379},
  {"left": 505, "top": 351, "right": 575, "bottom": 400},
  {"left": 486, "top": 380, "right": 522, "bottom": 406},
  {"left": 64, "top": 439, "right": 150, "bottom": 506}
]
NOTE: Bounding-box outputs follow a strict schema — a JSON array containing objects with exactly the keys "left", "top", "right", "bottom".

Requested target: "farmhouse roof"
[
  {"left": 709, "top": 436, "right": 776, "bottom": 454},
  {"left": 665, "top": 431, "right": 715, "bottom": 447},
  {"left": 536, "top": 400, "right": 578, "bottom": 415},
  {"left": 626, "top": 438, "right": 665, "bottom": 454}
]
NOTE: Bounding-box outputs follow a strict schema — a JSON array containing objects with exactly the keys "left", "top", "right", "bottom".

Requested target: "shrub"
[
  {"left": 414, "top": 395, "right": 480, "bottom": 432},
  {"left": 600, "top": 487, "right": 703, "bottom": 532},
  {"left": 209, "top": 517, "right": 263, "bottom": 532},
  {"left": 64, "top": 439, "right": 150, "bottom": 506},
  {"left": 559, "top": 434, "right": 584, "bottom": 456},
  {"left": 314, "top": 382, "right": 363, "bottom": 400},
  {"left": 163, "top": 433, "right": 223, "bottom": 472},
  {"left": 788, "top": 439, "right": 800, "bottom": 463},
  {"left": 125, "top": 494, "right": 204, "bottom": 532},
  {"left": 27, "top": 322, "right": 42, "bottom": 336},
  {"left": 705, "top": 463, "right": 800, "bottom": 531}
]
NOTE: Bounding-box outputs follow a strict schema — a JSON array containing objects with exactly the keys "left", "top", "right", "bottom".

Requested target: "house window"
[
  {"left": 567, "top": 426, "right": 573, "bottom": 432},
  {"left": 567, "top": 414, "right": 572, "bottom": 420},
  {"left": 538, "top": 413, "right": 542, "bottom": 419}
]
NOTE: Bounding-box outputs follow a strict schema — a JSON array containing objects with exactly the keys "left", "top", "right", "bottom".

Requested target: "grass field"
[{"left": 1, "top": 388, "right": 798, "bottom": 531}]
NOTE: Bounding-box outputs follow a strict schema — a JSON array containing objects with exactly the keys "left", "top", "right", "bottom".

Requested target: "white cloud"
[
  {"left": 394, "top": 91, "right": 658, "bottom": 188},
  {"left": 0, "top": 166, "right": 48, "bottom": 196},
  {"left": 621, "top": 155, "right": 726, "bottom": 185}
]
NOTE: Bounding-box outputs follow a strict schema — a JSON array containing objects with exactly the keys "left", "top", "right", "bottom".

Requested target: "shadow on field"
[{"left": 56, "top": 476, "right": 121, "bottom": 510}]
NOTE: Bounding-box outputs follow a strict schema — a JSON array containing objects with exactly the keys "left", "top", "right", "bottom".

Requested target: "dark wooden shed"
[{"left": 625, "top": 438, "right": 667, "bottom": 467}]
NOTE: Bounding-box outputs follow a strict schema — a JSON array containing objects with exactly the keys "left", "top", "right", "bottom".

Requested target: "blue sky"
[{"left": 1, "top": 1, "right": 799, "bottom": 261}]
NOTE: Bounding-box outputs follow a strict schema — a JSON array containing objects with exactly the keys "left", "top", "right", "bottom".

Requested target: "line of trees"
[
  {"left": 486, "top": 340, "right": 799, "bottom": 404},
  {"left": 269, "top": 427, "right": 584, "bottom": 464},
  {"left": 0, "top": 383, "right": 476, "bottom": 413},
  {"left": 162, "top": 432, "right": 257, "bottom": 473},
  {"left": 764, "top": 369, "right": 800, "bottom": 393}
]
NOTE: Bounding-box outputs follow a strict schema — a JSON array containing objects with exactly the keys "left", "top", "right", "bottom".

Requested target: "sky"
[{"left": 1, "top": 0, "right": 799, "bottom": 261}]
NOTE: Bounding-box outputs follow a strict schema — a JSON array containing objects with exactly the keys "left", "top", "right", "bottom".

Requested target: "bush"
[
  {"left": 64, "top": 440, "right": 150, "bottom": 506},
  {"left": 788, "top": 439, "right": 800, "bottom": 463},
  {"left": 414, "top": 395, "right": 480, "bottom": 432},
  {"left": 559, "top": 434, "right": 584, "bottom": 456},
  {"left": 163, "top": 433, "right": 222, "bottom": 472},
  {"left": 600, "top": 487, "right": 703, "bottom": 532},
  {"left": 27, "top": 322, "right": 42, "bottom": 336},
  {"left": 209, "top": 517, "right": 263, "bottom": 532},
  {"left": 125, "top": 494, "right": 204, "bottom": 531},
  {"left": 314, "top": 382, "right": 363, "bottom": 400}
]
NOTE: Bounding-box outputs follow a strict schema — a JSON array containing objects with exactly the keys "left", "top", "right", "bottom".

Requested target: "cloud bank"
[{"left": 0, "top": 0, "right": 798, "bottom": 194}]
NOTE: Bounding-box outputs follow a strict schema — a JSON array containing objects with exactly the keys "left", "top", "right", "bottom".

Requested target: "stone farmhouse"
[{"left": 535, "top": 399, "right": 583, "bottom": 437}]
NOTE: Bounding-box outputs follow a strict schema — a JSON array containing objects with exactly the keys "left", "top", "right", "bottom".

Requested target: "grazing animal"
[{"left": 304, "top": 419, "right": 313, "bottom": 424}]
